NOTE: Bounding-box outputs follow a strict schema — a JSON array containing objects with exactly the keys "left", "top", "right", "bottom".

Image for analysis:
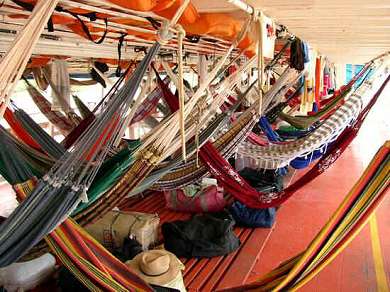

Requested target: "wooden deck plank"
[
  {"left": 187, "top": 229, "right": 252, "bottom": 292},
  {"left": 120, "top": 192, "right": 273, "bottom": 291},
  {"left": 216, "top": 226, "right": 274, "bottom": 290}
]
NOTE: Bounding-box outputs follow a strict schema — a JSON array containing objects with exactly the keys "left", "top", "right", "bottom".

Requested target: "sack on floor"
[
  {"left": 0, "top": 253, "right": 56, "bottom": 292},
  {"left": 162, "top": 211, "right": 240, "bottom": 258},
  {"left": 229, "top": 201, "right": 276, "bottom": 228},
  {"left": 164, "top": 185, "right": 226, "bottom": 213},
  {"left": 85, "top": 210, "right": 159, "bottom": 251}
]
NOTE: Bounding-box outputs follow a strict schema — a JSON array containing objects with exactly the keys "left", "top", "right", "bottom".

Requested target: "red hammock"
[
  {"left": 63, "top": 69, "right": 176, "bottom": 149},
  {"left": 2, "top": 105, "right": 42, "bottom": 151},
  {"left": 153, "top": 66, "right": 179, "bottom": 112},
  {"left": 199, "top": 74, "right": 389, "bottom": 208}
]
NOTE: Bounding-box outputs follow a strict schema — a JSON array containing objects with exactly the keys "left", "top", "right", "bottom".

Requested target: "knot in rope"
[{"left": 157, "top": 20, "right": 173, "bottom": 46}]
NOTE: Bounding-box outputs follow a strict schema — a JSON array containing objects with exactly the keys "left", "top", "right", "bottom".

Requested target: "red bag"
[{"left": 164, "top": 186, "right": 226, "bottom": 213}]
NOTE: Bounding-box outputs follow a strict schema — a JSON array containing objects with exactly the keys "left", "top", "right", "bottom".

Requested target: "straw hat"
[{"left": 126, "top": 250, "right": 184, "bottom": 287}]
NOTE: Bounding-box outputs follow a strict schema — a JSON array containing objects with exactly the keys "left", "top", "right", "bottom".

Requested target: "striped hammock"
[{"left": 221, "top": 140, "right": 389, "bottom": 291}]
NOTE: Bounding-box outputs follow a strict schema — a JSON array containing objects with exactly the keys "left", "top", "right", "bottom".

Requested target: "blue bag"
[{"left": 229, "top": 201, "right": 276, "bottom": 228}]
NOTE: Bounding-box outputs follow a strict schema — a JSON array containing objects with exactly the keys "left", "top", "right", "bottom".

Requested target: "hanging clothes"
[{"left": 46, "top": 60, "right": 71, "bottom": 113}]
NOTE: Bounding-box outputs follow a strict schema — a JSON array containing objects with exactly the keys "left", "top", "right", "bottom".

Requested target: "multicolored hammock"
[
  {"left": 12, "top": 180, "right": 152, "bottom": 292},
  {"left": 236, "top": 60, "right": 382, "bottom": 170},
  {"left": 12, "top": 107, "right": 65, "bottom": 159},
  {"left": 11, "top": 101, "right": 231, "bottom": 260},
  {"left": 130, "top": 74, "right": 172, "bottom": 124},
  {"left": 278, "top": 63, "right": 371, "bottom": 129},
  {"left": 24, "top": 79, "right": 78, "bottom": 134},
  {"left": 0, "top": 124, "right": 53, "bottom": 176},
  {"left": 153, "top": 66, "right": 179, "bottom": 112},
  {"left": 0, "top": 42, "right": 161, "bottom": 267},
  {"left": 62, "top": 70, "right": 172, "bottom": 149},
  {"left": 199, "top": 72, "right": 389, "bottom": 209},
  {"left": 2, "top": 104, "right": 42, "bottom": 150},
  {"left": 221, "top": 140, "right": 389, "bottom": 291},
  {"left": 153, "top": 68, "right": 300, "bottom": 191}
]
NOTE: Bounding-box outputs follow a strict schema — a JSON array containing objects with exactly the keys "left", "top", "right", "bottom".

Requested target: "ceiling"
[{"left": 193, "top": 0, "right": 390, "bottom": 64}]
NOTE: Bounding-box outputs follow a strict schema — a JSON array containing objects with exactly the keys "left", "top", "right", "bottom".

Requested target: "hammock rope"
[{"left": 0, "top": 0, "right": 60, "bottom": 117}]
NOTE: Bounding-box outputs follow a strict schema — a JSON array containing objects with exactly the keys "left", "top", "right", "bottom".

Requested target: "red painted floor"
[{"left": 248, "top": 83, "right": 390, "bottom": 291}]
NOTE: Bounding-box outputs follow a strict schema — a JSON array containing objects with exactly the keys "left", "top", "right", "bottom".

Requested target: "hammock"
[
  {"left": 0, "top": 0, "right": 203, "bottom": 265},
  {"left": 7, "top": 12, "right": 251, "bottom": 291},
  {"left": 32, "top": 73, "right": 390, "bottom": 292},
  {"left": 279, "top": 63, "right": 371, "bottom": 129},
  {"left": 8, "top": 84, "right": 390, "bottom": 291},
  {"left": 0, "top": 126, "right": 37, "bottom": 185},
  {"left": 221, "top": 140, "right": 389, "bottom": 291},
  {"left": 0, "top": 0, "right": 59, "bottom": 117},
  {"left": 152, "top": 65, "right": 179, "bottom": 112},
  {"left": 236, "top": 59, "right": 383, "bottom": 170},
  {"left": 2, "top": 67, "right": 238, "bottom": 223},
  {"left": 257, "top": 69, "right": 372, "bottom": 144},
  {"left": 11, "top": 178, "right": 152, "bottom": 292},
  {"left": 12, "top": 102, "right": 230, "bottom": 260},
  {"left": 73, "top": 95, "right": 92, "bottom": 120},
  {"left": 0, "top": 124, "right": 54, "bottom": 176},
  {"left": 13, "top": 107, "right": 65, "bottom": 159},
  {"left": 126, "top": 92, "right": 249, "bottom": 197},
  {"left": 200, "top": 69, "right": 389, "bottom": 209},
  {"left": 63, "top": 71, "right": 172, "bottom": 149},
  {"left": 153, "top": 68, "right": 300, "bottom": 190},
  {"left": 157, "top": 66, "right": 388, "bottom": 208},
  {"left": 73, "top": 17, "right": 253, "bottom": 228},
  {"left": 130, "top": 75, "right": 171, "bottom": 124},
  {"left": 0, "top": 42, "right": 161, "bottom": 267},
  {"left": 25, "top": 79, "right": 77, "bottom": 134},
  {"left": 2, "top": 105, "right": 42, "bottom": 151}
]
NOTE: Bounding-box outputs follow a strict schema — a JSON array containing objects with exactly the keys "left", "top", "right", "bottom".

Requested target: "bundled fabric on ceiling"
[
  {"left": 32, "top": 67, "right": 49, "bottom": 91},
  {"left": 290, "top": 38, "right": 305, "bottom": 71},
  {"left": 42, "top": 62, "right": 82, "bottom": 124},
  {"left": 153, "top": 0, "right": 199, "bottom": 25}
]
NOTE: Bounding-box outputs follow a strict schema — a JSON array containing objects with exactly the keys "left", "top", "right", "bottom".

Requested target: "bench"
[{"left": 120, "top": 191, "right": 274, "bottom": 291}]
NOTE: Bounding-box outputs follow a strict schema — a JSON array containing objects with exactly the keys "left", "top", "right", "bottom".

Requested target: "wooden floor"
[{"left": 121, "top": 192, "right": 273, "bottom": 291}]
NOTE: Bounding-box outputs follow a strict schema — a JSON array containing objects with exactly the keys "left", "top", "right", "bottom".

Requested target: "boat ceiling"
[
  {"left": 193, "top": 0, "right": 390, "bottom": 64},
  {"left": 0, "top": 0, "right": 388, "bottom": 65}
]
